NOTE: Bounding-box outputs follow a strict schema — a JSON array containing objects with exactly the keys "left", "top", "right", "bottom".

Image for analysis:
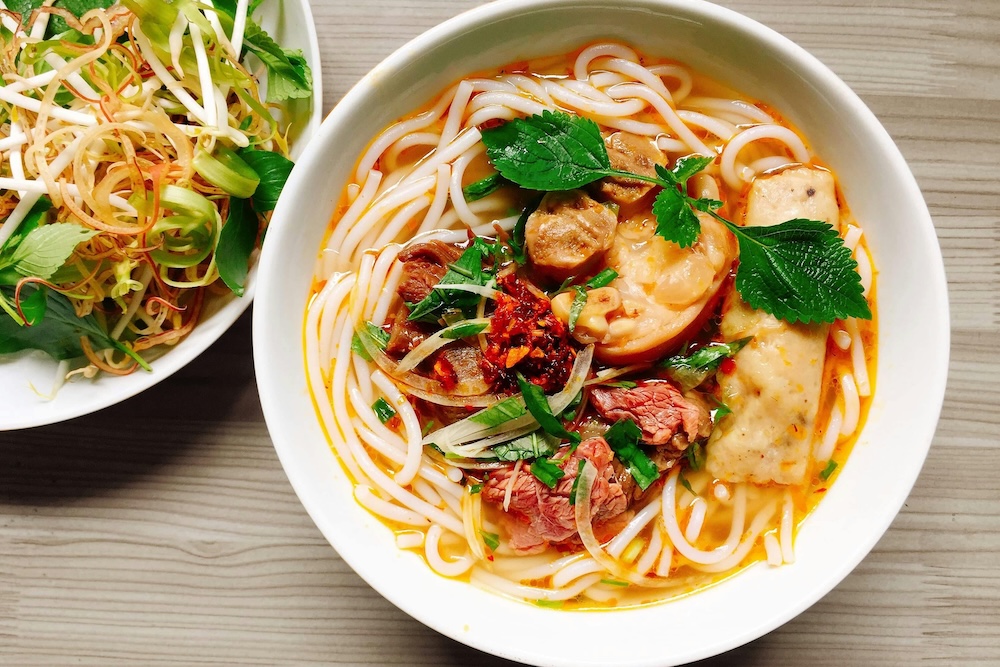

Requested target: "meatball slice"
[
  {"left": 524, "top": 190, "right": 617, "bottom": 282},
  {"left": 593, "top": 132, "right": 667, "bottom": 206}
]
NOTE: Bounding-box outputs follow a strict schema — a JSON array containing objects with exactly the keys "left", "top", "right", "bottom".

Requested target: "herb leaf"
[
  {"left": 2, "top": 223, "right": 98, "bottom": 281},
  {"left": 408, "top": 241, "right": 491, "bottom": 321},
  {"left": 463, "top": 172, "right": 505, "bottom": 202},
  {"left": 516, "top": 373, "right": 581, "bottom": 445},
  {"left": 241, "top": 21, "right": 313, "bottom": 103},
  {"left": 508, "top": 197, "right": 540, "bottom": 265},
  {"left": 481, "top": 110, "right": 611, "bottom": 191},
  {"left": 239, "top": 149, "right": 295, "bottom": 212},
  {"left": 480, "top": 530, "right": 500, "bottom": 551},
  {"left": 728, "top": 219, "right": 872, "bottom": 324},
  {"left": 586, "top": 268, "right": 618, "bottom": 289},
  {"left": 669, "top": 155, "right": 715, "bottom": 184},
  {"left": 492, "top": 431, "right": 559, "bottom": 462},
  {"left": 530, "top": 457, "right": 565, "bottom": 489},
  {"left": 441, "top": 321, "right": 488, "bottom": 339},
  {"left": 568, "top": 458, "right": 587, "bottom": 505},
  {"left": 372, "top": 397, "right": 397, "bottom": 424},
  {"left": 568, "top": 285, "right": 587, "bottom": 333},
  {"left": 661, "top": 337, "right": 752, "bottom": 391},
  {"left": 215, "top": 198, "right": 257, "bottom": 296},
  {"left": 652, "top": 186, "right": 701, "bottom": 248},
  {"left": 603, "top": 419, "right": 659, "bottom": 491},
  {"left": 470, "top": 396, "right": 527, "bottom": 428}
]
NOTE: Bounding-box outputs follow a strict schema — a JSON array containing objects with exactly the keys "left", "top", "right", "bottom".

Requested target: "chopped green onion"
[
  {"left": 480, "top": 530, "right": 500, "bottom": 551},
  {"left": 441, "top": 321, "right": 488, "bottom": 339},
  {"left": 492, "top": 431, "right": 559, "bottom": 462},
  {"left": 534, "top": 599, "right": 563, "bottom": 609},
  {"left": 193, "top": 145, "right": 260, "bottom": 198},
  {"left": 603, "top": 419, "right": 659, "bottom": 491},
  {"left": 568, "top": 458, "right": 587, "bottom": 506},
  {"left": 517, "top": 373, "right": 581, "bottom": 445},
  {"left": 600, "top": 578, "right": 629, "bottom": 587},
  {"left": 372, "top": 398, "right": 396, "bottom": 424},
  {"left": 351, "top": 333, "right": 373, "bottom": 361},
  {"left": 568, "top": 285, "right": 587, "bottom": 333},
  {"left": 819, "top": 459, "right": 838, "bottom": 481},
  {"left": 530, "top": 458, "right": 565, "bottom": 489},
  {"left": 468, "top": 483, "right": 483, "bottom": 494},
  {"left": 462, "top": 172, "right": 505, "bottom": 202},
  {"left": 603, "top": 380, "right": 637, "bottom": 389},
  {"left": 586, "top": 268, "right": 618, "bottom": 289}
]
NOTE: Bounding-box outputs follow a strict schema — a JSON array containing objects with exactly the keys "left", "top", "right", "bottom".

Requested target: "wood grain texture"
[{"left": 2, "top": 0, "right": 999, "bottom": 664}]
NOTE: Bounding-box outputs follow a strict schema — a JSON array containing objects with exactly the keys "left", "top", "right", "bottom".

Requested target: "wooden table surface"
[{"left": 3, "top": 0, "right": 999, "bottom": 664}]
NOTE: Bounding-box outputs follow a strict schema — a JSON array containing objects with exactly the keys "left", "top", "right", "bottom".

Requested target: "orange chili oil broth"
[{"left": 304, "top": 43, "right": 878, "bottom": 609}]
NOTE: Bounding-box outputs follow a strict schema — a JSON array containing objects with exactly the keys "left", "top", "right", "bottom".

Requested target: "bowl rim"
[
  {"left": 254, "top": 0, "right": 950, "bottom": 664},
  {"left": 0, "top": 0, "right": 323, "bottom": 431}
]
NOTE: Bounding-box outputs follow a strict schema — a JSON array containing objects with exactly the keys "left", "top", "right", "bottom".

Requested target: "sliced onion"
[
  {"left": 397, "top": 317, "right": 491, "bottom": 372},
  {"left": 574, "top": 462, "right": 685, "bottom": 589},
  {"left": 433, "top": 283, "right": 499, "bottom": 298},
  {"left": 423, "top": 345, "right": 594, "bottom": 453}
]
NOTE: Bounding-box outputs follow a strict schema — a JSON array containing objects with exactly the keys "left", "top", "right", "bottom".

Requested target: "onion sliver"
[
  {"left": 424, "top": 345, "right": 594, "bottom": 452},
  {"left": 397, "top": 317, "right": 491, "bottom": 372}
]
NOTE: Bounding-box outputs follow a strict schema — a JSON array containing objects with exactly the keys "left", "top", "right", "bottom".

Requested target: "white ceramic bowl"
[
  {"left": 0, "top": 0, "right": 322, "bottom": 430},
  {"left": 254, "top": 1, "right": 949, "bottom": 665}
]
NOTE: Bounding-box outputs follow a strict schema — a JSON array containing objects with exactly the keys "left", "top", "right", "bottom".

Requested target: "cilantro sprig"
[{"left": 480, "top": 111, "right": 871, "bottom": 325}]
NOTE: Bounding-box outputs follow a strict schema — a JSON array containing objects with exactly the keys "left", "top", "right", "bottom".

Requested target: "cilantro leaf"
[
  {"left": 481, "top": 110, "right": 611, "bottom": 191},
  {"left": 653, "top": 186, "right": 701, "bottom": 248},
  {"left": 530, "top": 457, "right": 565, "bottom": 489},
  {"left": 603, "top": 419, "right": 659, "bottom": 491},
  {"left": 728, "top": 219, "right": 872, "bottom": 324},
  {"left": 516, "top": 373, "right": 581, "bottom": 445}
]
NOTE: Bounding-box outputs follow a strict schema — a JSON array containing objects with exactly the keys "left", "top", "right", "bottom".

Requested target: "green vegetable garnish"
[
  {"left": 353, "top": 321, "right": 389, "bottom": 360},
  {"left": 530, "top": 457, "right": 565, "bottom": 489},
  {"left": 441, "top": 321, "right": 488, "bottom": 339},
  {"left": 480, "top": 530, "right": 501, "bottom": 551},
  {"left": 678, "top": 471, "right": 695, "bottom": 495},
  {"left": 408, "top": 239, "right": 493, "bottom": 322},
  {"left": 216, "top": 198, "right": 258, "bottom": 296},
  {"left": 507, "top": 196, "right": 541, "bottom": 265},
  {"left": 661, "top": 337, "right": 752, "bottom": 391},
  {"left": 534, "top": 599, "right": 564, "bottom": 609},
  {"left": 238, "top": 149, "right": 295, "bottom": 213},
  {"left": 819, "top": 459, "right": 838, "bottom": 481},
  {"left": 480, "top": 111, "right": 871, "bottom": 325},
  {"left": 568, "top": 458, "right": 587, "bottom": 506},
  {"left": 603, "top": 380, "right": 637, "bottom": 389},
  {"left": 685, "top": 441, "right": 705, "bottom": 471},
  {"left": 600, "top": 578, "right": 629, "bottom": 587},
  {"left": 469, "top": 396, "right": 527, "bottom": 427},
  {"left": 586, "top": 268, "right": 618, "bottom": 289},
  {"left": 516, "top": 373, "right": 581, "bottom": 445},
  {"left": 463, "top": 172, "right": 505, "bottom": 202},
  {"left": 491, "top": 431, "right": 559, "bottom": 462},
  {"left": 468, "top": 483, "right": 483, "bottom": 495},
  {"left": 568, "top": 285, "right": 587, "bottom": 333},
  {"left": 603, "top": 419, "right": 659, "bottom": 491},
  {"left": 372, "top": 397, "right": 397, "bottom": 424}
]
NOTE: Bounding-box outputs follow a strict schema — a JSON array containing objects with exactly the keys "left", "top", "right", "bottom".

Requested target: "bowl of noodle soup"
[{"left": 254, "top": 0, "right": 948, "bottom": 664}]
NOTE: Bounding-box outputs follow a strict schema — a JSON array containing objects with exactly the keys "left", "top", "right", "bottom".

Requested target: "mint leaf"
[
  {"left": 4, "top": 223, "right": 98, "bottom": 280},
  {"left": 441, "top": 321, "right": 488, "bottom": 339},
  {"left": 653, "top": 186, "right": 701, "bottom": 248},
  {"left": 0, "top": 198, "right": 51, "bottom": 255},
  {"left": 481, "top": 110, "right": 611, "bottom": 191},
  {"left": 463, "top": 172, "right": 505, "bottom": 202},
  {"left": 728, "top": 218, "right": 872, "bottom": 324},
  {"left": 242, "top": 21, "right": 313, "bottom": 103},
  {"left": 239, "top": 149, "right": 294, "bottom": 212},
  {"left": 407, "top": 240, "right": 491, "bottom": 321},
  {"left": 216, "top": 198, "right": 257, "bottom": 296}
]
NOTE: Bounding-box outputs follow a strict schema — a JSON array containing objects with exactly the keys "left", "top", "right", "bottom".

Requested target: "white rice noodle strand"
[
  {"left": 720, "top": 124, "right": 811, "bottom": 191},
  {"left": 425, "top": 525, "right": 473, "bottom": 577},
  {"left": 839, "top": 372, "right": 861, "bottom": 437}
]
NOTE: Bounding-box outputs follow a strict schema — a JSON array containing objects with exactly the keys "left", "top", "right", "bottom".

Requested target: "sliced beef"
[
  {"left": 482, "top": 437, "right": 631, "bottom": 552},
  {"left": 385, "top": 307, "right": 432, "bottom": 357},
  {"left": 524, "top": 190, "right": 617, "bottom": 283},
  {"left": 593, "top": 132, "right": 666, "bottom": 206},
  {"left": 591, "top": 381, "right": 711, "bottom": 451},
  {"left": 396, "top": 241, "right": 462, "bottom": 304}
]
